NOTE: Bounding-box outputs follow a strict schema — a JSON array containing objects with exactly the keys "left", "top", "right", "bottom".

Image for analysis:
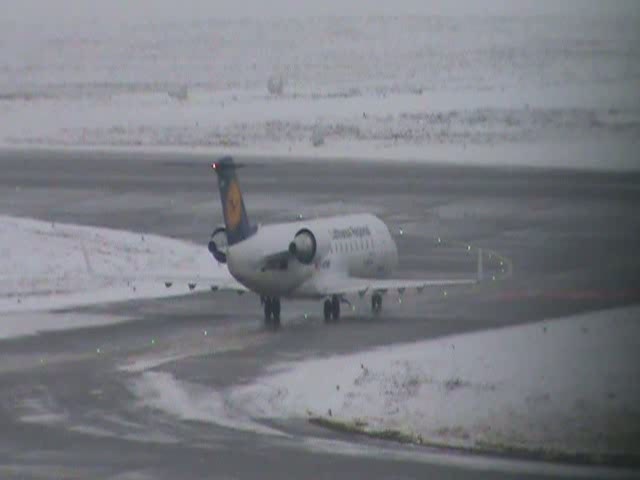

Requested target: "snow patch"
[
  {"left": 230, "top": 306, "right": 640, "bottom": 458},
  {"left": 0, "top": 215, "right": 232, "bottom": 316},
  {"left": 19, "top": 395, "right": 68, "bottom": 426},
  {"left": 0, "top": 215, "right": 236, "bottom": 339},
  {"left": 3, "top": 90, "right": 638, "bottom": 170},
  {"left": 2, "top": 14, "right": 638, "bottom": 170},
  {"left": 0, "top": 312, "right": 134, "bottom": 340},
  {"left": 130, "top": 371, "right": 285, "bottom": 437}
]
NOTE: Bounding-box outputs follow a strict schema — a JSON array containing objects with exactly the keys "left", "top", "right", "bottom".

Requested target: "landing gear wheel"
[
  {"left": 331, "top": 295, "right": 341, "bottom": 321},
  {"left": 371, "top": 293, "right": 382, "bottom": 314},
  {"left": 264, "top": 297, "right": 281, "bottom": 329},
  {"left": 272, "top": 298, "right": 281, "bottom": 329},
  {"left": 323, "top": 299, "right": 332, "bottom": 323},
  {"left": 264, "top": 298, "right": 273, "bottom": 327}
]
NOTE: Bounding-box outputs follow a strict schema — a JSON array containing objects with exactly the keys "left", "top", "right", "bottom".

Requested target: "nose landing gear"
[
  {"left": 323, "top": 295, "right": 341, "bottom": 323},
  {"left": 263, "top": 297, "right": 281, "bottom": 329},
  {"left": 371, "top": 292, "right": 383, "bottom": 314}
]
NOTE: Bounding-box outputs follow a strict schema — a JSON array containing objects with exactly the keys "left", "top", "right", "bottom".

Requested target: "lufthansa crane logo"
[{"left": 225, "top": 180, "right": 243, "bottom": 230}]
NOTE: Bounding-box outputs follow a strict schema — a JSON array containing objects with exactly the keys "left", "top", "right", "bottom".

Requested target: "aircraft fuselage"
[{"left": 227, "top": 213, "right": 398, "bottom": 298}]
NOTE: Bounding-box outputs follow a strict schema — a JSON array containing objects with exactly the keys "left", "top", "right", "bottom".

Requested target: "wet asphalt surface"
[{"left": 1, "top": 148, "right": 639, "bottom": 479}]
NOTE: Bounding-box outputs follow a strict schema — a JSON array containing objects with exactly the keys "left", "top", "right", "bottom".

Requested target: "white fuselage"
[{"left": 226, "top": 213, "right": 398, "bottom": 299}]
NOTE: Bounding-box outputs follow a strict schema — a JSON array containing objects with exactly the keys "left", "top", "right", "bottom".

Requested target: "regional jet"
[{"left": 172, "top": 156, "right": 480, "bottom": 328}]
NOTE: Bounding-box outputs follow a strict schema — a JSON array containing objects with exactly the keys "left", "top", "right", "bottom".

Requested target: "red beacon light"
[{"left": 212, "top": 162, "right": 218, "bottom": 170}]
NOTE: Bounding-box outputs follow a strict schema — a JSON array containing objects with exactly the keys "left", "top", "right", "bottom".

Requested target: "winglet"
[{"left": 477, "top": 247, "right": 484, "bottom": 282}]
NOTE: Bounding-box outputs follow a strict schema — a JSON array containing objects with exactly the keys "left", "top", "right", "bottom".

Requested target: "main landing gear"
[
  {"left": 262, "top": 292, "right": 381, "bottom": 329},
  {"left": 262, "top": 296, "right": 281, "bottom": 329},
  {"left": 371, "top": 292, "right": 383, "bottom": 314},
  {"left": 323, "top": 295, "right": 341, "bottom": 323}
]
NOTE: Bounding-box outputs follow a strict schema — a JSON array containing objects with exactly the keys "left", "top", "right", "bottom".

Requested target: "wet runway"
[{"left": 1, "top": 148, "right": 639, "bottom": 479}]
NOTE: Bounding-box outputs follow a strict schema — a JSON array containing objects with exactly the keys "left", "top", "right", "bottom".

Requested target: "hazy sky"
[{"left": 2, "top": 0, "right": 638, "bottom": 24}]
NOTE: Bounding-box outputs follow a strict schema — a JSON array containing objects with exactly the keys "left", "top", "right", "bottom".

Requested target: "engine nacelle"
[
  {"left": 288, "top": 228, "right": 330, "bottom": 265},
  {"left": 208, "top": 226, "right": 228, "bottom": 263}
]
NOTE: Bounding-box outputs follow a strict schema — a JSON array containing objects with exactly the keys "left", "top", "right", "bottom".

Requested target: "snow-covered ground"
[
  {"left": 0, "top": 215, "right": 232, "bottom": 337},
  {"left": 131, "top": 371, "right": 285, "bottom": 436},
  {"left": 1, "top": 6, "right": 638, "bottom": 169},
  {"left": 3, "top": 88, "right": 638, "bottom": 170},
  {"left": 223, "top": 306, "right": 639, "bottom": 459}
]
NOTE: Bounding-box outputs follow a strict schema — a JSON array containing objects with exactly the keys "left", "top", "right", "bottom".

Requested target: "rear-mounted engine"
[
  {"left": 208, "top": 226, "right": 228, "bottom": 263},
  {"left": 289, "top": 228, "right": 330, "bottom": 265}
]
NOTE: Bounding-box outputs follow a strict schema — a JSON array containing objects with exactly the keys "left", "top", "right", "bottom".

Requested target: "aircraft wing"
[
  {"left": 79, "top": 244, "right": 249, "bottom": 294},
  {"left": 96, "top": 273, "right": 249, "bottom": 294},
  {"left": 155, "top": 275, "right": 249, "bottom": 294},
  {"left": 313, "top": 246, "right": 483, "bottom": 297},
  {"left": 312, "top": 275, "right": 477, "bottom": 298}
]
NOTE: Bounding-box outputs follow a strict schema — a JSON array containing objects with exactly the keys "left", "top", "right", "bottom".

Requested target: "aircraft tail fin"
[{"left": 212, "top": 156, "right": 255, "bottom": 245}]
